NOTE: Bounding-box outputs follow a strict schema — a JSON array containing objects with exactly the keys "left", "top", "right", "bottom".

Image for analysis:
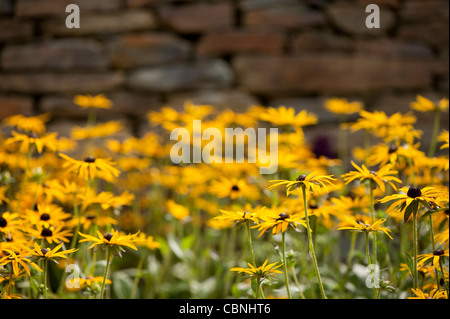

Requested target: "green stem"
[
  {"left": 369, "top": 185, "right": 377, "bottom": 269},
  {"left": 246, "top": 222, "right": 255, "bottom": 266},
  {"left": 365, "top": 233, "right": 371, "bottom": 265},
  {"left": 428, "top": 110, "right": 440, "bottom": 157},
  {"left": 302, "top": 185, "right": 327, "bottom": 299},
  {"left": 412, "top": 212, "right": 418, "bottom": 290},
  {"left": 282, "top": 231, "right": 291, "bottom": 299},
  {"left": 43, "top": 258, "right": 49, "bottom": 299},
  {"left": 131, "top": 250, "right": 147, "bottom": 299},
  {"left": 428, "top": 215, "right": 441, "bottom": 288},
  {"left": 100, "top": 247, "right": 113, "bottom": 299}
]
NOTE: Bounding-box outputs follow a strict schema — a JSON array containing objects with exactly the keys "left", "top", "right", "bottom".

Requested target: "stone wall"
[{"left": 0, "top": 0, "right": 448, "bottom": 148}]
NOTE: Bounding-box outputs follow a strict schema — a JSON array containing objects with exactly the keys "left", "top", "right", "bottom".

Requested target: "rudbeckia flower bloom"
[
  {"left": 259, "top": 106, "right": 317, "bottom": 128},
  {"left": 438, "top": 130, "right": 449, "bottom": 149},
  {"left": 215, "top": 206, "right": 265, "bottom": 226},
  {"left": 74, "top": 94, "right": 112, "bottom": 109},
  {"left": 78, "top": 229, "right": 139, "bottom": 253},
  {"left": 268, "top": 172, "right": 336, "bottom": 196},
  {"left": 230, "top": 260, "right": 283, "bottom": 281},
  {"left": 3, "top": 113, "right": 50, "bottom": 135},
  {"left": 209, "top": 177, "right": 260, "bottom": 200},
  {"left": 71, "top": 121, "right": 123, "bottom": 140},
  {"left": 4, "top": 131, "right": 58, "bottom": 154},
  {"left": 338, "top": 216, "right": 393, "bottom": 240},
  {"left": 410, "top": 95, "right": 449, "bottom": 113},
  {"left": 59, "top": 153, "right": 120, "bottom": 182},
  {"left": 417, "top": 249, "right": 449, "bottom": 268},
  {"left": 26, "top": 223, "right": 73, "bottom": 244},
  {"left": 324, "top": 98, "right": 364, "bottom": 115},
  {"left": 30, "top": 242, "right": 77, "bottom": 262},
  {"left": 342, "top": 161, "right": 401, "bottom": 192},
  {"left": 252, "top": 208, "right": 307, "bottom": 238},
  {"left": 408, "top": 288, "right": 448, "bottom": 299},
  {"left": 0, "top": 249, "right": 42, "bottom": 276},
  {"left": 380, "top": 186, "right": 447, "bottom": 222}
]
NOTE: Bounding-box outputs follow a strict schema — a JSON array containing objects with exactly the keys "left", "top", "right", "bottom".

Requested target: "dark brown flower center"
[
  {"left": 86, "top": 214, "right": 96, "bottom": 220},
  {"left": 309, "top": 203, "right": 318, "bottom": 210},
  {"left": 231, "top": 185, "right": 240, "bottom": 191},
  {"left": 407, "top": 186, "right": 422, "bottom": 198},
  {"left": 84, "top": 155, "right": 96, "bottom": 163},
  {"left": 5, "top": 235, "right": 13, "bottom": 242},
  {"left": 41, "top": 248, "right": 50, "bottom": 256},
  {"left": 40, "top": 228, "right": 53, "bottom": 237},
  {"left": 103, "top": 233, "right": 113, "bottom": 241},
  {"left": 433, "top": 249, "right": 445, "bottom": 256},
  {"left": 296, "top": 174, "right": 306, "bottom": 182},
  {"left": 40, "top": 213, "right": 51, "bottom": 221},
  {"left": 388, "top": 144, "right": 398, "bottom": 154},
  {"left": 0, "top": 217, "right": 7, "bottom": 228},
  {"left": 278, "top": 213, "right": 289, "bottom": 220}
]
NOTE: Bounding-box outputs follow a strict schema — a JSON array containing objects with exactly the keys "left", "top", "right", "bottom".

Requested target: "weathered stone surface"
[
  {"left": 0, "top": 0, "right": 14, "bottom": 15},
  {"left": 110, "top": 33, "right": 191, "bottom": 69},
  {"left": 290, "top": 31, "right": 353, "bottom": 52},
  {"left": 197, "top": 29, "right": 285, "bottom": 56},
  {"left": 127, "top": 60, "right": 234, "bottom": 92},
  {"left": 400, "top": 0, "right": 449, "bottom": 22},
  {"left": 233, "top": 54, "right": 433, "bottom": 96},
  {"left": 42, "top": 10, "right": 157, "bottom": 36},
  {"left": 127, "top": 0, "right": 193, "bottom": 6},
  {"left": 326, "top": 3, "right": 396, "bottom": 36},
  {"left": 354, "top": 39, "right": 434, "bottom": 59},
  {"left": 0, "top": 96, "right": 34, "bottom": 119},
  {"left": 398, "top": 21, "right": 449, "bottom": 47},
  {"left": 1, "top": 39, "right": 107, "bottom": 70},
  {"left": 239, "top": 0, "right": 301, "bottom": 10},
  {"left": 0, "top": 19, "right": 33, "bottom": 42},
  {"left": 244, "top": 6, "right": 325, "bottom": 29},
  {"left": 357, "top": 0, "right": 400, "bottom": 8},
  {"left": 0, "top": 73, "right": 124, "bottom": 94},
  {"left": 16, "top": 0, "right": 122, "bottom": 17},
  {"left": 158, "top": 2, "right": 233, "bottom": 33},
  {"left": 166, "top": 89, "right": 259, "bottom": 112}
]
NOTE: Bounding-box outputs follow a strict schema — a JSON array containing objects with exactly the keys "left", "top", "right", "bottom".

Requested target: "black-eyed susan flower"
[
  {"left": 78, "top": 229, "right": 139, "bottom": 253},
  {"left": 408, "top": 288, "right": 448, "bottom": 299},
  {"left": 3, "top": 113, "right": 50, "bottom": 135},
  {"left": 4, "top": 131, "right": 58, "bottom": 154},
  {"left": 338, "top": 216, "right": 393, "bottom": 240},
  {"left": 74, "top": 94, "right": 112, "bottom": 109},
  {"left": 71, "top": 121, "right": 123, "bottom": 140},
  {"left": 268, "top": 172, "right": 336, "bottom": 196},
  {"left": 26, "top": 223, "right": 72, "bottom": 244},
  {"left": 380, "top": 186, "right": 447, "bottom": 222},
  {"left": 410, "top": 95, "right": 449, "bottom": 113},
  {"left": 259, "top": 106, "right": 317, "bottom": 128},
  {"left": 59, "top": 153, "right": 120, "bottom": 182},
  {"left": 324, "top": 98, "right": 363, "bottom": 115},
  {"left": 210, "top": 177, "right": 260, "bottom": 200},
  {"left": 438, "top": 130, "right": 449, "bottom": 150},
  {"left": 0, "top": 249, "right": 42, "bottom": 276},
  {"left": 230, "top": 260, "right": 283, "bottom": 282},
  {"left": 252, "top": 208, "right": 306, "bottom": 238},
  {"left": 417, "top": 249, "right": 449, "bottom": 268},
  {"left": 215, "top": 206, "right": 264, "bottom": 227},
  {"left": 166, "top": 199, "right": 190, "bottom": 222},
  {"left": 30, "top": 242, "right": 78, "bottom": 262},
  {"left": 342, "top": 161, "right": 401, "bottom": 192}
]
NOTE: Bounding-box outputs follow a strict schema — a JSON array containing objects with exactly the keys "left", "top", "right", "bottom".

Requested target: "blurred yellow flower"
[{"left": 74, "top": 94, "right": 112, "bottom": 109}]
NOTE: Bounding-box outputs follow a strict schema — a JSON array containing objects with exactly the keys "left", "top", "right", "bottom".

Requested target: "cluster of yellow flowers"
[{"left": 0, "top": 94, "right": 448, "bottom": 299}]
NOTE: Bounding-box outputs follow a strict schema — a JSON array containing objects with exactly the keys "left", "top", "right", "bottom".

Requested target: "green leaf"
[
  {"left": 404, "top": 251, "right": 414, "bottom": 277},
  {"left": 181, "top": 234, "right": 196, "bottom": 250},
  {"left": 251, "top": 279, "right": 259, "bottom": 298},
  {"left": 112, "top": 271, "right": 133, "bottom": 299}
]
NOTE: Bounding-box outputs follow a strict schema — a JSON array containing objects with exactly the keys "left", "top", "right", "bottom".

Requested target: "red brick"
[
  {"left": 196, "top": 29, "right": 285, "bottom": 57},
  {"left": 158, "top": 2, "right": 233, "bottom": 33}
]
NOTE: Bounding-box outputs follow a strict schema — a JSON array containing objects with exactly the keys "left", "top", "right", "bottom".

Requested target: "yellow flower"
[
  {"left": 252, "top": 207, "right": 307, "bottom": 238},
  {"left": 417, "top": 249, "right": 449, "bottom": 268},
  {"left": 342, "top": 161, "right": 401, "bottom": 192},
  {"left": 66, "top": 212, "right": 118, "bottom": 231},
  {"left": 408, "top": 288, "right": 447, "bottom": 299},
  {"left": 26, "top": 223, "right": 73, "bottom": 244},
  {"left": 134, "top": 233, "right": 161, "bottom": 250},
  {"left": 380, "top": 186, "right": 447, "bottom": 222},
  {"left": 438, "top": 130, "right": 449, "bottom": 150},
  {"left": 268, "top": 171, "right": 336, "bottom": 196},
  {"left": 78, "top": 190, "right": 134, "bottom": 211},
  {"left": 337, "top": 216, "right": 393, "bottom": 239},
  {"left": 74, "top": 94, "right": 112, "bottom": 109},
  {"left": 209, "top": 177, "right": 260, "bottom": 200},
  {"left": 59, "top": 153, "right": 120, "bottom": 182},
  {"left": 71, "top": 121, "right": 123, "bottom": 140},
  {"left": 410, "top": 95, "right": 449, "bottom": 113},
  {"left": 366, "top": 142, "right": 425, "bottom": 167},
  {"left": 324, "top": 98, "right": 363, "bottom": 115},
  {"left": 230, "top": 260, "right": 283, "bottom": 281},
  {"left": 78, "top": 229, "right": 139, "bottom": 252},
  {"left": 3, "top": 113, "right": 50, "bottom": 135},
  {"left": 259, "top": 106, "right": 317, "bottom": 128},
  {"left": 166, "top": 199, "right": 190, "bottom": 221},
  {"left": 30, "top": 242, "right": 77, "bottom": 261},
  {"left": 0, "top": 249, "right": 42, "bottom": 276},
  {"left": 5, "top": 131, "right": 58, "bottom": 154},
  {"left": 215, "top": 206, "right": 265, "bottom": 226}
]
